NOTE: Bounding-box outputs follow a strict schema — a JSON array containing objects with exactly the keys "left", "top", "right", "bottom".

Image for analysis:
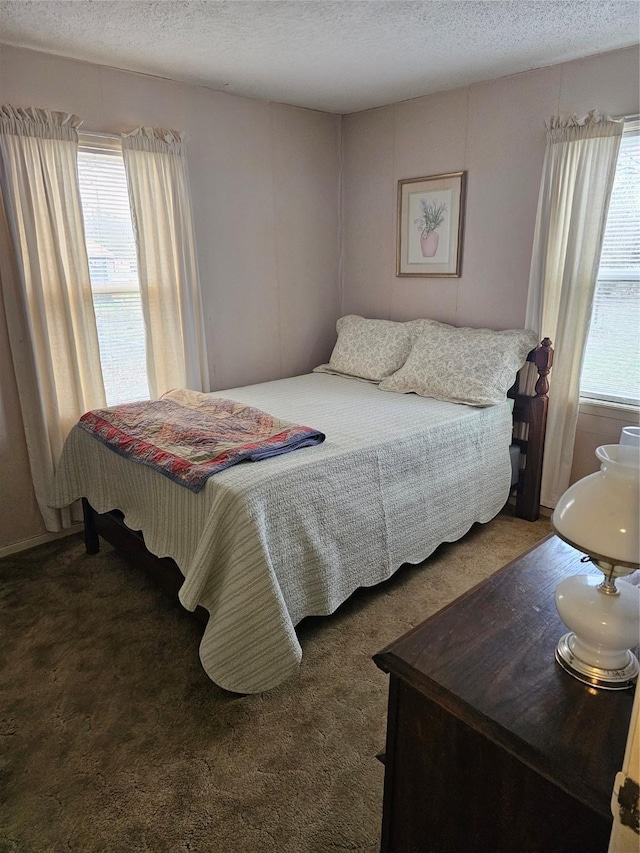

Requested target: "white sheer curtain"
[
  {"left": 121, "top": 127, "right": 209, "bottom": 397},
  {"left": 525, "top": 111, "right": 623, "bottom": 508},
  {"left": 0, "top": 105, "right": 106, "bottom": 531}
]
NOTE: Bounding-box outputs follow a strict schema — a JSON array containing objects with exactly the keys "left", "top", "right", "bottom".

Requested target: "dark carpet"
[{"left": 0, "top": 511, "right": 549, "bottom": 852}]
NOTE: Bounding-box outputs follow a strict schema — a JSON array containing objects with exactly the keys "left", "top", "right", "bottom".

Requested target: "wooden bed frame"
[
  {"left": 82, "top": 338, "right": 554, "bottom": 617},
  {"left": 509, "top": 336, "right": 554, "bottom": 521}
]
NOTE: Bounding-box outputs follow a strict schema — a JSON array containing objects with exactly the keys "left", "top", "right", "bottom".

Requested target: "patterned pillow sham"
[
  {"left": 379, "top": 324, "right": 539, "bottom": 406},
  {"left": 312, "top": 364, "right": 381, "bottom": 383},
  {"left": 314, "top": 315, "right": 439, "bottom": 383}
]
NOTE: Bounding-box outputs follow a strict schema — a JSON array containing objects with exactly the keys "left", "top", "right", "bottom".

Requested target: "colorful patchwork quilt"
[{"left": 77, "top": 388, "right": 325, "bottom": 492}]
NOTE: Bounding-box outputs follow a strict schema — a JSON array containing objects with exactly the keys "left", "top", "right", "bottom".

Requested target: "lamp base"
[{"left": 555, "top": 633, "right": 639, "bottom": 690}]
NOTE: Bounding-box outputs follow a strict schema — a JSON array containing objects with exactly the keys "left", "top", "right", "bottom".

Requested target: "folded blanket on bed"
[{"left": 77, "top": 388, "right": 325, "bottom": 492}]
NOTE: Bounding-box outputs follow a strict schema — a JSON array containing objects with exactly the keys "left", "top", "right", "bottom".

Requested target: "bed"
[{"left": 51, "top": 323, "right": 553, "bottom": 694}]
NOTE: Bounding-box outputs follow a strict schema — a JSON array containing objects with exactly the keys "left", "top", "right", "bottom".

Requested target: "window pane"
[
  {"left": 598, "top": 129, "right": 640, "bottom": 277},
  {"left": 77, "top": 147, "right": 149, "bottom": 406},
  {"left": 92, "top": 291, "right": 150, "bottom": 406},
  {"left": 581, "top": 280, "right": 640, "bottom": 406},
  {"left": 581, "top": 123, "right": 640, "bottom": 407}
]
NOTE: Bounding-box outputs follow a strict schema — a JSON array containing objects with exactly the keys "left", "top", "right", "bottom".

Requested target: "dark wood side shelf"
[{"left": 374, "top": 534, "right": 635, "bottom": 853}]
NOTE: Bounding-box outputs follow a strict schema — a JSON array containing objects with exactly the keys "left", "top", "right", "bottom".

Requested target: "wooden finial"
[{"left": 534, "top": 338, "right": 553, "bottom": 398}]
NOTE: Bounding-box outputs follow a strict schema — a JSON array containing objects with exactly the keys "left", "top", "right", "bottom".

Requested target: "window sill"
[{"left": 578, "top": 398, "right": 640, "bottom": 422}]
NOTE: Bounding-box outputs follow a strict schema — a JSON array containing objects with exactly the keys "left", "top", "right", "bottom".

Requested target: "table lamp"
[{"left": 551, "top": 441, "right": 640, "bottom": 690}]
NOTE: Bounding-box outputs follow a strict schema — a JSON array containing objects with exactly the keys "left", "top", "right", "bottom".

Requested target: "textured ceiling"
[{"left": 0, "top": 1, "right": 638, "bottom": 113}]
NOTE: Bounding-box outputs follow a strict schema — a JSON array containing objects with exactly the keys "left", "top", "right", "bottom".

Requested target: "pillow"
[
  {"left": 379, "top": 324, "right": 539, "bottom": 406},
  {"left": 314, "top": 315, "right": 438, "bottom": 383},
  {"left": 312, "top": 364, "right": 380, "bottom": 384}
]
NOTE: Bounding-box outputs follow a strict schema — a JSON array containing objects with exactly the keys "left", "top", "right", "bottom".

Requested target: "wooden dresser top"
[{"left": 374, "top": 534, "right": 636, "bottom": 818}]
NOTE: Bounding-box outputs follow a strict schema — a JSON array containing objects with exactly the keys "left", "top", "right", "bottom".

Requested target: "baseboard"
[{"left": 0, "top": 524, "right": 83, "bottom": 559}]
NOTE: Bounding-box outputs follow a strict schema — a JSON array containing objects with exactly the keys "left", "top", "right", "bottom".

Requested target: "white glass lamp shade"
[
  {"left": 552, "top": 444, "right": 639, "bottom": 568},
  {"left": 551, "top": 444, "right": 640, "bottom": 689},
  {"left": 620, "top": 425, "right": 640, "bottom": 448}
]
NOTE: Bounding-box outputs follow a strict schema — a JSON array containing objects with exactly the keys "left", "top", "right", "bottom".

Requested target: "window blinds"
[
  {"left": 581, "top": 119, "right": 640, "bottom": 407},
  {"left": 77, "top": 134, "right": 150, "bottom": 406}
]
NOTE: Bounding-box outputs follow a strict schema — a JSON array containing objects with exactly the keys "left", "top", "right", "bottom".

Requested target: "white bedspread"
[{"left": 51, "top": 373, "right": 512, "bottom": 693}]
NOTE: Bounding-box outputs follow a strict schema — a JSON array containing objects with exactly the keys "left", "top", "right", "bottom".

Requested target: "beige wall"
[
  {"left": 0, "top": 44, "right": 342, "bottom": 551},
  {"left": 341, "top": 45, "right": 640, "bottom": 488},
  {"left": 342, "top": 46, "right": 639, "bottom": 327},
  {"left": 570, "top": 405, "right": 639, "bottom": 484}
]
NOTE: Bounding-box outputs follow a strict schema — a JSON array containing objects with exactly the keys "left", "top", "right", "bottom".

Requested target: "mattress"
[{"left": 51, "top": 373, "right": 513, "bottom": 693}]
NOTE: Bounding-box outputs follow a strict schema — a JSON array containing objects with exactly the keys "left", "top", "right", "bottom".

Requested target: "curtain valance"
[
  {"left": 545, "top": 110, "right": 624, "bottom": 144},
  {"left": 0, "top": 104, "right": 82, "bottom": 141},
  {"left": 122, "top": 126, "right": 187, "bottom": 155}
]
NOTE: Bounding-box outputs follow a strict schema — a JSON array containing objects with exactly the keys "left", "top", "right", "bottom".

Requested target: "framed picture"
[{"left": 396, "top": 171, "right": 466, "bottom": 277}]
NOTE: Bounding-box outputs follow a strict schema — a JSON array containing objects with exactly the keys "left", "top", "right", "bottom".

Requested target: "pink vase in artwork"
[{"left": 420, "top": 231, "right": 439, "bottom": 257}]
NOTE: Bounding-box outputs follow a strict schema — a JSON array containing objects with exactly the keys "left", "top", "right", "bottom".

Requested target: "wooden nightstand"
[{"left": 374, "top": 534, "right": 636, "bottom": 853}]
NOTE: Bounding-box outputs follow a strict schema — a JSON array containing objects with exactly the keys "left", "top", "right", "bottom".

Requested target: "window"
[
  {"left": 580, "top": 119, "right": 640, "bottom": 407},
  {"left": 77, "top": 134, "right": 149, "bottom": 406}
]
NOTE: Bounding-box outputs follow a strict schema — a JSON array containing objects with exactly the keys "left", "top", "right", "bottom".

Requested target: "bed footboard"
[
  {"left": 82, "top": 497, "right": 100, "bottom": 554},
  {"left": 81, "top": 498, "right": 208, "bottom": 626},
  {"left": 509, "top": 338, "right": 554, "bottom": 522}
]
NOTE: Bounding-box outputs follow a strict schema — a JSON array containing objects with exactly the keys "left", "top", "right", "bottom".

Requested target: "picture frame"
[{"left": 396, "top": 171, "right": 466, "bottom": 277}]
